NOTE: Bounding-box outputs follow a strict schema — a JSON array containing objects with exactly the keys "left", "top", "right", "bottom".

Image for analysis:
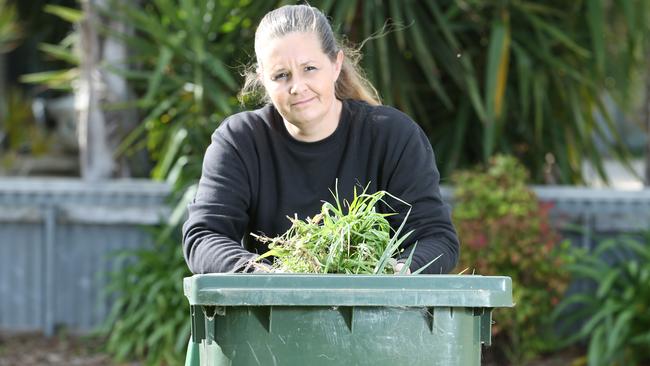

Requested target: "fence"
[
  {"left": 0, "top": 178, "right": 170, "bottom": 335},
  {"left": 440, "top": 185, "right": 650, "bottom": 249},
  {"left": 0, "top": 179, "right": 649, "bottom": 335}
]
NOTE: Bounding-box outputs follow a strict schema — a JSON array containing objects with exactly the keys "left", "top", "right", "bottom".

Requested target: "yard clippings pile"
[{"left": 250, "top": 184, "right": 435, "bottom": 274}]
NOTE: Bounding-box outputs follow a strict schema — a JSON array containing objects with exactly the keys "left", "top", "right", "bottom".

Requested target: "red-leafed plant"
[{"left": 452, "top": 155, "right": 573, "bottom": 365}]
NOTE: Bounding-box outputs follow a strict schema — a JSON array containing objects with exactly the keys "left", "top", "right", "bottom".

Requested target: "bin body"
[{"left": 184, "top": 274, "right": 512, "bottom": 366}]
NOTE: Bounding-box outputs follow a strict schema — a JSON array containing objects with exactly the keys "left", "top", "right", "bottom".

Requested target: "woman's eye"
[
  {"left": 272, "top": 72, "right": 288, "bottom": 81},
  {"left": 305, "top": 66, "right": 317, "bottom": 71}
]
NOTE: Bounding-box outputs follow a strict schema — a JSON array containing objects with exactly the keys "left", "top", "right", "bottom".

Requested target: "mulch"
[
  {"left": 0, "top": 331, "right": 138, "bottom": 366},
  {"left": 1, "top": 330, "right": 586, "bottom": 366}
]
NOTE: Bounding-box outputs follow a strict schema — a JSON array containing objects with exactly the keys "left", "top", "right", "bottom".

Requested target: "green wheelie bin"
[{"left": 184, "top": 274, "right": 513, "bottom": 366}]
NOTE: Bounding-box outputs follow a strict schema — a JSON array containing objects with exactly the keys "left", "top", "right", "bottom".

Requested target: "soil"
[
  {"left": 1, "top": 331, "right": 585, "bottom": 366},
  {"left": 483, "top": 346, "right": 587, "bottom": 366},
  {"left": 0, "top": 332, "right": 139, "bottom": 366}
]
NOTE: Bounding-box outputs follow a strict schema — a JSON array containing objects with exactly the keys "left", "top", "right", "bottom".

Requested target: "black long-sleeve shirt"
[{"left": 182, "top": 99, "right": 459, "bottom": 274}]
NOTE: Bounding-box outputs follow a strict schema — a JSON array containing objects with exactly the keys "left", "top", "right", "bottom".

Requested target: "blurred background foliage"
[
  {"left": 15, "top": 0, "right": 650, "bottom": 184},
  {"left": 8, "top": 0, "right": 650, "bottom": 364},
  {"left": 554, "top": 231, "right": 650, "bottom": 366},
  {"left": 19, "top": 4, "right": 82, "bottom": 92},
  {"left": 1, "top": 0, "right": 82, "bottom": 175},
  {"left": 327, "top": 0, "right": 649, "bottom": 184},
  {"left": 0, "top": 0, "right": 21, "bottom": 54},
  {"left": 124, "top": 0, "right": 649, "bottom": 185},
  {"left": 452, "top": 155, "right": 573, "bottom": 364},
  {"left": 3, "top": 0, "right": 79, "bottom": 95},
  {"left": 0, "top": 0, "right": 21, "bottom": 145}
]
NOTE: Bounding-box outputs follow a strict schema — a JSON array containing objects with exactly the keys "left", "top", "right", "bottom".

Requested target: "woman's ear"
[{"left": 334, "top": 50, "right": 344, "bottom": 80}]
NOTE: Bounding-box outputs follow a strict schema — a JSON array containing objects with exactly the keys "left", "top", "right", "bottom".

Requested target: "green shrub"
[
  {"left": 554, "top": 232, "right": 650, "bottom": 366},
  {"left": 101, "top": 230, "right": 191, "bottom": 365},
  {"left": 451, "top": 155, "right": 573, "bottom": 365},
  {"left": 97, "top": 1, "right": 274, "bottom": 364}
]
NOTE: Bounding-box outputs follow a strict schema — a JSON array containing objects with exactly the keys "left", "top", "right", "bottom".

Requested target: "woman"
[{"left": 182, "top": 4, "right": 459, "bottom": 274}]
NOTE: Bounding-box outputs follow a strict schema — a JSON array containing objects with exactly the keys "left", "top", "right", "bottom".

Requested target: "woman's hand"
[
  {"left": 253, "top": 263, "right": 273, "bottom": 273},
  {"left": 393, "top": 261, "right": 411, "bottom": 274}
]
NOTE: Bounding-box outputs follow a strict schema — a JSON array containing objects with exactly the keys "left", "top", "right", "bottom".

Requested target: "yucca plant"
[
  {"left": 19, "top": 4, "right": 82, "bottom": 91},
  {"left": 100, "top": 228, "right": 191, "bottom": 365},
  {"left": 0, "top": 0, "right": 21, "bottom": 54},
  {"left": 0, "top": 0, "right": 21, "bottom": 125},
  {"left": 554, "top": 232, "right": 650, "bottom": 366},
  {"left": 100, "top": 0, "right": 650, "bottom": 186},
  {"left": 317, "top": 0, "right": 649, "bottom": 183},
  {"left": 22, "top": 1, "right": 650, "bottom": 183},
  {"left": 103, "top": 0, "right": 278, "bottom": 179},
  {"left": 97, "top": 2, "right": 280, "bottom": 365}
]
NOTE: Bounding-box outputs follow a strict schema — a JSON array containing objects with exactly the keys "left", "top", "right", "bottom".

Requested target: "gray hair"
[
  {"left": 254, "top": 5, "right": 338, "bottom": 64},
  {"left": 240, "top": 5, "right": 381, "bottom": 106}
]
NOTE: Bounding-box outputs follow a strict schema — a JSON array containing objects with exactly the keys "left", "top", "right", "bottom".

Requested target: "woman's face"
[{"left": 258, "top": 31, "right": 343, "bottom": 137}]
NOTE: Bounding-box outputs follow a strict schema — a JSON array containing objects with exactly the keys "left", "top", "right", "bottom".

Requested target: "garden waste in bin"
[{"left": 184, "top": 274, "right": 513, "bottom": 366}]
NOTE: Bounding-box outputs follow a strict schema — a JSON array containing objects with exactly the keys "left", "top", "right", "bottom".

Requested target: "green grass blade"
[
  {"left": 44, "top": 4, "right": 83, "bottom": 23},
  {"left": 143, "top": 46, "right": 174, "bottom": 105},
  {"left": 586, "top": 0, "right": 605, "bottom": 75},
  {"left": 38, "top": 43, "right": 80, "bottom": 64},
  {"left": 412, "top": 253, "right": 442, "bottom": 275}
]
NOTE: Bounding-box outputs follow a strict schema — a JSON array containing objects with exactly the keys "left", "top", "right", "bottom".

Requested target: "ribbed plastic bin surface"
[{"left": 183, "top": 274, "right": 513, "bottom": 366}]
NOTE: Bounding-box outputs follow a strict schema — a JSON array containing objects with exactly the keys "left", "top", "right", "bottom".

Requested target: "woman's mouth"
[{"left": 291, "top": 97, "right": 316, "bottom": 107}]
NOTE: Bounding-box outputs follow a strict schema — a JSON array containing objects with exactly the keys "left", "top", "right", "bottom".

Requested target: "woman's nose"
[{"left": 290, "top": 76, "right": 308, "bottom": 95}]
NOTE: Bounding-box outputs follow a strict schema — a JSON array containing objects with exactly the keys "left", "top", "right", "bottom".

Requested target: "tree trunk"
[
  {"left": 0, "top": 54, "right": 5, "bottom": 124},
  {"left": 77, "top": 0, "right": 139, "bottom": 181},
  {"left": 77, "top": 0, "right": 111, "bottom": 180},
  {"left": 644, "top": 62, "right": 650, "bottom": 187}
]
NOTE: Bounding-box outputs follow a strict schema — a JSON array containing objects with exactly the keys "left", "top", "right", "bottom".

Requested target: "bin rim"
[{"left": 183, "top": 274, "right": 513, "bottom": 308}]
